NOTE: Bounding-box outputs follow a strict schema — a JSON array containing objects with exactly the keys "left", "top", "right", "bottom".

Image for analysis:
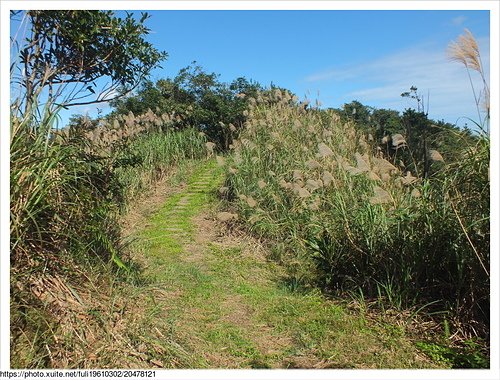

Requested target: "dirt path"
[{"left": 122, "top": 159, "right": 439, "bottom": 369}]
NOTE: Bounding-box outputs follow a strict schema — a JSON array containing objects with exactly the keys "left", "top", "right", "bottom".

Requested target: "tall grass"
[
  {"left": 10, "top": 115, "right": 121, "bottom": 270},
  {"left": 223, "top": 89, "right": 489, "bottom": 339},
  {"left": 116, "top": 128, "right": 208, "bottom": 201},
  {"left": 11, "top": 101, "right": 208, "bottom": 367},
  {"left": 448, "top": 28, "right": 490, "bottom": 133},
  {"left": 11, "top": 109, "right": 125, "bottom": 367}
]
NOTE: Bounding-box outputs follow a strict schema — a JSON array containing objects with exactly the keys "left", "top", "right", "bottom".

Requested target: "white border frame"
[{"left": 1, "top": 2, "right": 498, "bottom": 379}]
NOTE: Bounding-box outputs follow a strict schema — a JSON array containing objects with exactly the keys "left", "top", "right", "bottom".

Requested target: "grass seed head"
[
  {"left": 205, "top": 142, "right": 216, "bottom": 154},
  {"left": 354, "top": 152, "right": 370, "bottom": 173},
  {"left": 322, "top": 171, "right": 334, "bottom": 186},
  {"left": 307, "top": 159, "right": 321, "bottom": 170},
  {"left": 246, "top": 196, "right": 257, "bottom": 208},
  {"left": 308, "top": 197, "right": 321, "bottom": 211},
  {"left": 370, "top": 186, "right": 393, "bottom": 205},
  {"left": 279, "top": 179, "right": 291, "bottom": 189},
  {"left": 306, "top": 179, "right": 322, "bottom": 192},
  {"left": 218, "top": 186, "right": 229, "bottom": 195},
  {"left": 429, "top": 149, "right": 445, "bottom": 162},
  {"left": 296, "top": 187, "right": 311, "bottom": 198},
  {"left": 367, "top": 171, "right": 381, "bottom": 181},
  {"left": 318, "top": 142, "right": 334, "bottom": 157},
  {"left": 448, "top": 28, "right": 482, "bottom": 72},
  {"left": 293, "top": 170, "right": 303, "bottom": 181},
  {"left": 411, "top": 188, "right": 422, "bottom": 198},
  {"left": 216, "top": 156, "right": 225, "bottom": 166},
  {"left": 373, "top": 157, "right": 398, "bottom": 175},
  {"left": 401, "top": 172, "right": 418, "bottom": 185},
  {"left": 392, "top": 134, "right": 407, "bottom": 148}
]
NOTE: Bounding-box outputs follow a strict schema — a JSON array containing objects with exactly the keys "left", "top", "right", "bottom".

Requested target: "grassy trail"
[{"left": 126, "top": 159, "right": 440, "bottom": 369}]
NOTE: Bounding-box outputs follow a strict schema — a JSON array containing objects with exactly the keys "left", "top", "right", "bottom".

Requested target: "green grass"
[
  {"left": 10, "top": 105, "right": 209, "bottom": 368},
  {"left": 124, "top": 158, "right": 444, "bottom": 369},
  {"left": 222, "top": 92, "right": 489, "bottom": 350},
  {"left": 116, "top": 128, "right": 208, "bottom": 203}
]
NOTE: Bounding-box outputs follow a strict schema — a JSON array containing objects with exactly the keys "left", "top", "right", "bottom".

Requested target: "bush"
[
  {"left": 10, "top": 108, "right": 209, "bottom": 367},
  {"left": 223, "top": 92, "right": 489, "bottom": 336}
]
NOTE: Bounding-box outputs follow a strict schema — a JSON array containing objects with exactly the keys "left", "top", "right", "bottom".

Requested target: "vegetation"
[
  {"left": 222, "top": 86, "right": 489, "bottom": 362},
  {"left": 9, "top": 10, "right": 489, "bottom": 369},
  {"left": 337, "top": 94, "right": 477, "bottom": 179},
  {"left": 11, "top": 10, "right": 166, "bottom": 118},
  {"left": 109, "top": 63, "right": 264, "bottom": 150},
  {"left": 10, "top": 10, "right": 205, "bottom": 367},
  {"left": 122, "top": 161, "right": 442, "bottom": 369}
]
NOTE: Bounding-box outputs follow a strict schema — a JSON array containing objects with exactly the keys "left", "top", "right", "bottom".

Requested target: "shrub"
[{"left": 223, "top": 92, "right": 489, "bottom": 336}]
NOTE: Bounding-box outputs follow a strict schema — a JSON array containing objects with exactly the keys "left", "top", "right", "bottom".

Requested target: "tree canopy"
[
  {"left": 11, "top": 10, "right": 167, "bottom": 118},
  {"left": 109, "top": 63, "right": 264, "bottom": 149}
]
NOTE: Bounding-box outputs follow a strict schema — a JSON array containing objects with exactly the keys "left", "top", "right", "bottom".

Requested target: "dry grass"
[
  {"left": 448, "top": 28, "right": 490, "bottom": 131},
  {"left": 222, "top": 87, "right": 489, "bottom": 363}
]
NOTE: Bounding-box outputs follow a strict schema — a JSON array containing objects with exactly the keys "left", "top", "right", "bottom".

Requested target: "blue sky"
[
  {"left": 10, "top": 9, "right": 491, "bottom": 128},
  {"left": 143, "top": 10, "right": 490, "bottom": 127}
]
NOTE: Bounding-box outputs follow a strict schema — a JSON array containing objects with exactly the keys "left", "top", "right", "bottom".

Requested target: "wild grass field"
[{"left": 9, "top": 11, "right": 490, "bottom": 370}]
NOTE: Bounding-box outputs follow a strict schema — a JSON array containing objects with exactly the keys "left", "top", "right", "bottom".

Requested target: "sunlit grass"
[{"left": 223, "top": 89, "right": 489, "bottom": 355}]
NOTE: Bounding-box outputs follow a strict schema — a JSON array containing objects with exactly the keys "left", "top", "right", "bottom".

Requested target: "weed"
[
  {"left": 416, "top": 340, "right": 488, "bottom": 368},
  {"left": 223, "top": 87, "right": 489, "bottom": 349}
]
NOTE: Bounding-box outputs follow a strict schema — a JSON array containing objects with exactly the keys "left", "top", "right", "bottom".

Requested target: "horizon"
[{"left": 9, "top": 9, "right": 491, "bottom": 130}]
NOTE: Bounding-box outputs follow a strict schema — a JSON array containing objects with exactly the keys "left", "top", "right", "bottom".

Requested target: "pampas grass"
[
  {"left": 223, "top": 87, "right": 489, "bottom": 339},
  {"left": 448, "top": 29, "right": 490, "bottom": 133}
]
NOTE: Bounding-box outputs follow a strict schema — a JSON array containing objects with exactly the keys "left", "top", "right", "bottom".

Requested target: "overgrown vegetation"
[
  {"left": 222, "top": 81, "right": 489, "bottom": 365},
  {"left": 10, "top": 10, "right": 206, "bottom": 367},
  {"left": 10, "top": 10, "right": 489, "bottom": 369},
  {"left": 109, "top": 63, "right": 264, "bottom": 150}
]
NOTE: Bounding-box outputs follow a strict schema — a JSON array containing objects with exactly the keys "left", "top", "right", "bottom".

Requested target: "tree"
[
  {"left": 109, "top": 63, "right": 264, "bottom": 150},
  {"left": 11, "top": 10, "right": 167, "bottom": 120},
  {"left": 67, "top": 113, "right": 100, "bottom": 131},
  {"left": 342, "top": 100, "right": 372, "bottom": 127},
  {"left": 229, "top": 77, "right": 262, "bottom": 99},
  {"left": 371, "top": 108, "right": 401, "bottom": 141},
  {"left": 401, "top": 108, "right": 432, "bottom": 177}
]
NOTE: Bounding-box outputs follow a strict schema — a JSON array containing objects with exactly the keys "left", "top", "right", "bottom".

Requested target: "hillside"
[{"left": 9, "top": 11, "right": 490, "bottom": 371}]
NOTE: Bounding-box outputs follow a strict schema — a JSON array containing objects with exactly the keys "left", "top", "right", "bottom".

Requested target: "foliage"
[
  {"left": 10, "top": 11, "right": 209, "bottom": 368},
  {"left": 67, "top": 114, "right": 101, "bottom": 131},
  {"left": 342, "top": 100, "right": 372, "bottom": 129},
  {"left": 110, "top": 63, "right": 264, "bottom": 149},
  {"left": 10, "top": 110, "right": 209, "bottom": 367},
  {"left": 415, "top": 340, "right": 488, "bottom": 368},
  {"left": 222, "top": 91, "right": 489, "bottom": 343},
  {"left": 338, "top": 97, "right": 477, "bottom": 181},
  {"left": 11, "top": 10, "right": 166, "bottom": 118},
  {"left": 371, "top": 108, "right": 401, "bottom": 141}
]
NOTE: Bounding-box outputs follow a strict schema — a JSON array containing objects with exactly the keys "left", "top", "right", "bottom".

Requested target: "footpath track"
[{"left": 130, "top": 159, "right": 440, "bottom": 369}]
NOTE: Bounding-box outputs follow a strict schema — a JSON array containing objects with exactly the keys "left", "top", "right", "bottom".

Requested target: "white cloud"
[
  {"left": 304, "top": 38, "right": 490, "bottom": 125},
  {"left": 452, "top": 15, "right": 467, "bottom": 26},
  {"left": 100, "top": 87, "right": 121, "bottom": 101}
]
